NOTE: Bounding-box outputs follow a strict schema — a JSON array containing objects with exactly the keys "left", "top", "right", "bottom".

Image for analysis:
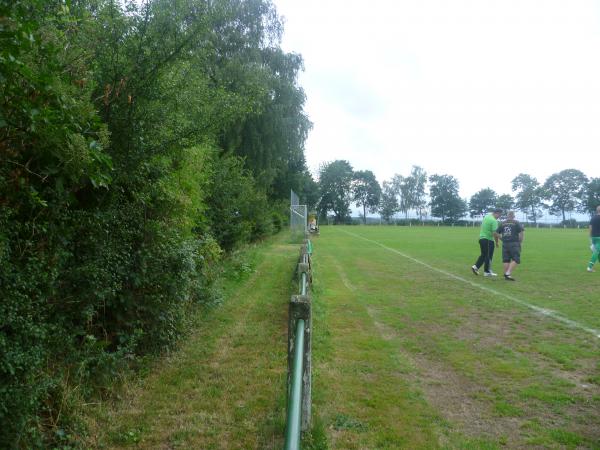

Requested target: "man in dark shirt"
[
  {"left": 587, "top": 205, "right": 600, "bottom": 272},
  {"left": 495, "top": 211, "right": 524, "bottom": 281}
]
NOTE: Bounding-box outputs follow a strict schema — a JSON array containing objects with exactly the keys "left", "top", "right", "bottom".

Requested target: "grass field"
[
  {"left": 309, "top": 225, "right": 600, "bottom": 449},
  {"left": 87, "top": 226, "right": 600, "bottom": 449}
]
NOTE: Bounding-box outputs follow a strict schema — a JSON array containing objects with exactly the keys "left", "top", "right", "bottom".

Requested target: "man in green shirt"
[{"left": 471, "top": 208, "right": 502, "bottom": 277}]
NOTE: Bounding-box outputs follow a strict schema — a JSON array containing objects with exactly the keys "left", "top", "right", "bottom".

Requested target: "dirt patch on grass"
[
  {"left": 365, "top": 306, "right": 525, "bottom": 447},
  {"left": 368, "top": 301, "right": 600, "bottom": 447},
  {"left": 448, "top": 308, "right": 600, "bottom": 395},
  {"left": 329, "top": 257, "right": 357, "bottom": 292},
  {"left": 368, "top": 306, "right": 397, "bottom": 341}
]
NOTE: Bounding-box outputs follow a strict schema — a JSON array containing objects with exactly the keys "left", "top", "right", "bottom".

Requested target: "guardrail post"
[{"left": 288, "top": 294, "right": 311, "bottom": 431}]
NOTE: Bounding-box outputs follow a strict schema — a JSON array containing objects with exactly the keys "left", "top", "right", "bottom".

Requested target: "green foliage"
[
  {"left": 511, "top": 173, "right": 545, "bottom": 224},
  {"left": 302, "top": 419, "right": 330, "bottom": 450},
  {"left": 495, "top": 193, "right": 514, "bottom": 212},
  {"left": 469, "top": 188, "right": 497, "bottom": 218},
  {"left": 352, "top": 170, "right": 381, "bottom": 224},
  {"left": 206, "top": 153, "right": 273, "bottom": 251},
  {"left": 225, "top": 47, "right": 312, "bottom": 200},
  {"left": 332, "top": 413, "right": 369, "bottom": 432},
  {"left": 270, "top": 199, "right": 290, "bottom": 233},
  {"left": 405, "top": 165, "right": 428, "bottom": 219},
  {"left": 583, "top": 177, "right": 600, "bottom": 215},
  {"left": 429, "top": 174, "right": 467, "bottom": 222},
  {"left": 379, "top": 180, "right": 400, "bottom": 223},
  {"left": 318, "top": 160, "right": 354, "bottom": 224},
  {"left": 293, "top": 169, "right": 320, "bottom": 211},
  {"left": 1, "top": 0, "right": 309, "bottom": 447},
  {"left": 391, "top": 174, "right": 409, "bottom": 217},
  {"left": 542, "top": 169, "right": 588, "bottom": 222},
  {"left": 383, "top": 166, "right": 428, "bottom": 221},
  {"left": 1, "top": 1, "right": 112, "bottom": 213}
]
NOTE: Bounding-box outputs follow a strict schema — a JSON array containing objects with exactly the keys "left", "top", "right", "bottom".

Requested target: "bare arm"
[{"left": 519, "top": 231, "right": 524, "bottom": 243}]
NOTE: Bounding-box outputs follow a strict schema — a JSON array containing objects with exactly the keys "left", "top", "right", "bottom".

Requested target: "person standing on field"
[
  {"left": 587, "top": 205, "right": 600, "bottom": 272},
  {"left": 495, "top": 211, "right": 524, "bottom": 281},
  {"left": 472, "top": 208, "right": 502, "bottom": 277}
]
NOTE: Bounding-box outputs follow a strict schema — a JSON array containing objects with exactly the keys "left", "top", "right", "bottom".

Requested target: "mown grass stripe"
[{"left": 342, "top": 229, "right": 600, "bottom": 339}]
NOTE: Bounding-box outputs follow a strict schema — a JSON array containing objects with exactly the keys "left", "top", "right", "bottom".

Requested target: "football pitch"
[{"left": 309, "top": 225, "right": 600, "bottom": 449}]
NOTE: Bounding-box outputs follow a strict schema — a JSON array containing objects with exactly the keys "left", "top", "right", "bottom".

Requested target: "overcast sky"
[{"left": 274, "top": 0, "right": 600, "bottom": 200}]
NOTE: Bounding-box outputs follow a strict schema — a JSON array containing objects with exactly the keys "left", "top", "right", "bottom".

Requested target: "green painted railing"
[
  {"left": 283, "top": 318, "right": 305, "bottom": 450},
  {"left": 284, "top": 238, "right": 312, "bottom": 449}
]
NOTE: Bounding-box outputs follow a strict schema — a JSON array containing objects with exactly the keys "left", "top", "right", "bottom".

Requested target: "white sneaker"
[
  {"left": 587, "top": 267, "right": 595, "bottom": 273},
  {"left": 484, "top": 271, "right": 498, "bottom": 277},
  {"left": 471, "top": 265, "right": 479, "bottom": 275}
]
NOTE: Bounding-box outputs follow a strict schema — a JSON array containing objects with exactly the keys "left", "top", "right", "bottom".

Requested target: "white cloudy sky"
[{"left": 274, "top": 0, "right": 600, "bottom": 199}]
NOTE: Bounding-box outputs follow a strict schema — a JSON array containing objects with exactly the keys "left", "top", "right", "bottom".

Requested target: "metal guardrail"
[
  {"left": 284, "top": 318, "right": 305, "bottom": 450},
  {"left": 284, "top": 238, "right": 313, "bottom": 450}
]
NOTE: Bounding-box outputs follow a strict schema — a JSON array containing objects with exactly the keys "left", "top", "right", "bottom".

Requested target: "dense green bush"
[{"left": 0, "top": 0, "right": 315, "bottom": 447}]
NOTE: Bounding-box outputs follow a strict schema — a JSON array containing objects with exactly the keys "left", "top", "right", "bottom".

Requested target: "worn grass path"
[
  {"left": 87, "top": 235, "right": 298, "bottom": 449},
  {"left": 310, "top": 225, "right": 600, "bottom": 449}
]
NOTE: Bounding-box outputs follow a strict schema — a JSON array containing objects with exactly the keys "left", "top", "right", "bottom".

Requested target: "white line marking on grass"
[{"left": 342, "top": 230, "right": 600, "bottom": 339}]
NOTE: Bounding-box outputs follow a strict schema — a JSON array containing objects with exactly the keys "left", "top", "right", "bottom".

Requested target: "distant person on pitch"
[
  {"left": 471, "top": 208, "right": 502, "bottom": 277},
  {"left": 587, "top": 205, "right": 600, "bottom": 272},
  {"left": 495, "top": 211, "right": 524, "bottom": 281}
]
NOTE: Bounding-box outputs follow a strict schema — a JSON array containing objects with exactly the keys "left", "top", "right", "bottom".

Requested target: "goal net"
[{"left": 290, "top": 190, "right": 307, "bottom": 242}]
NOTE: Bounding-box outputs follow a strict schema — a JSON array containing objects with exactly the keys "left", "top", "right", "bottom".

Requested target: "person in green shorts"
[
  {"left": 472, "top": 208, "right": 502, "bottom": 277},
  {"left": 587, "top": 205, "right": 600, "bottom": 272}
]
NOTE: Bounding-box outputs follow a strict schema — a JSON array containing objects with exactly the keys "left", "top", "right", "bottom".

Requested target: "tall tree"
[
  {"left": 429, "top": 174, "right": 467, "bottom": 222},
  {"left": 469, "top": 188, "right": 497, "bottom": 218},
  {"left": 379, "top": 180, "right": 400, "bottom": 223},
  {"left": 297, "top": 170, "right": 320, "bottom": 212},
  {"left": 390, "top": 174, "right": 405, "bottom": 217},
  {"left": 496, "top": 194, "right": 515, "bottom": 212},
  {"left": 511, "top": 173, "right": 545, "bottom": 225},
  {"left": 583, "top": 178, "right": 600, "bottom": 216},
  {"left": 406, "top": 165, "right": 428, "bottom": 220},
  {"left": 542, "top": 169, "right": 588, "bottom": 222},
  {"left": 352, "top": 170, "right": 381, "bottom": 224},
  {"left": 398, "top": 177, "right": 412, "bottom": 218},
  {"left": 318, "top": 160, "right": 354, "bottom": 224},
  {"left": 229, "top": 47, "right": 313, "bottom": 199}
]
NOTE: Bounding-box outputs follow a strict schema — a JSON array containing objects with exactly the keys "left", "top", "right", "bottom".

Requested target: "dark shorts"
[{"left": 502, "top": 241, "right": 521, "bottom": 264}]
